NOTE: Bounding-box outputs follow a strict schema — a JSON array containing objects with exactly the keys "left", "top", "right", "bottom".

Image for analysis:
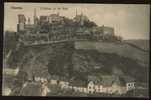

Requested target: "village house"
[
  {"left": 87, "top": 81, "right": 95, "bottom": 94},
  {"left": 68, "top": 78, "right": 88, "bottom": 93},
  {"left": 72, "top": 86, "right": 78, "bottom": 92},
  {"left": 95, "top": 84, "right": 103, "bottom": 93},
  {"left": 87, "top": 75, "right": 130, "bottom": 94},
  {"left": 118, "top": 76, "right": 135, "bottom": 92},
  {"left": 87, "top": 75, "right": 103, "bottom": 94},
  {"left": 35, "top": 77, "right": 47, "bottom": 83},
  {"left": 3, "top": 67, "right": 19, "bottom": 76},
  {"left": 126, "top": 81, "right": 135, "bottom": 91},
  {"left": 59, "top": 80, "right": 69, "bottom": 89},
  {"left": 30, "top": 73, "right": 135, "bottom": 95},
  {"left": 41, "top": 81, "right": 50, "bottom": 96},
  {"left": 83, "top": 87, "right": 88, "bottom": 93},
  {"left": 50, "top": 79, "right": 58, "bottom": 85}
]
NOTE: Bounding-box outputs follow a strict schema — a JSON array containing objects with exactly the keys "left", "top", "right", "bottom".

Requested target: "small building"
[
  {"left": 73, "top": 86, "right": 79, "bottom": 92},
  {"left": 50, "top": 79, "right": 57, "bottom": 85},
  {"left": 17, "top": 14, "right": 26, "bottom": 32},
  {"left": 59, "top": 80, "right": 69, "bottom": 89},
  {"left": 87, "top": 75, "right": 128, "bottom": 94},
  {"left": 122, "top": 76, "right": 135, "bottom": 91},
  {"left": 101, "top": 25, "right": 114, "bottom": 36},
  {"left": 40, "top": 16, "right": 49, "bottom": 24},
  {"left": 87, "top": 81, "right": 95, "bottom": 94},
  {"left": 3, "top": 67, "right": 19, "bottom": 76},
  {"left": 87, "top": 81, "right": 104, "bottom": 94},
  {"left": 41, "top": 81, "right": 50, "bottom": 96},
  {"left": 95, "top": 84, "right": 103, "bottom": 93},
  {"left": 83, "top": 87, "right": 88, "bottom": 93},
  {"left": 69, "top": 78, "right": 87, "bottom": 92},
  {"left": 35, "top": 77, "right": 47, "bottom": 83},
  {"left": 126, "top": 82, "right": 135, "bottom": 91},
  {"left": 49, "top": 13, "right": 64, "bottom": 23}
]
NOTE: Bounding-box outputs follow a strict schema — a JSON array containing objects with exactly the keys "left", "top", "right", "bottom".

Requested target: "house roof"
[
  {"left": 121, "top": 76, "right": 135, "bottom": 83},
  {"left": 88, "top": 75, "right": 124, "bottom": 87},
  {"left": 101, "top": 75, "right": 116, "bottom": 86},
  {"left": 69, "top": 78, "right": 87, "bottom": 87},
  {"left": 88, "top": 75, "right": 101, "bottom": 84}
]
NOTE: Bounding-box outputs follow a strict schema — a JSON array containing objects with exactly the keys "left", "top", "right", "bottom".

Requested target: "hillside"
[
  {"left": 4, "top": 38, "right": 149, "bottom": 96},
  {"left": 7, "top": 41, "right": 148, "bottom": 83},
  {"left": 124, "top": 39, "right": 149, "bottom": 51},
  {"left": 75, "top": 41, "right": 149, "bottom": 68}
]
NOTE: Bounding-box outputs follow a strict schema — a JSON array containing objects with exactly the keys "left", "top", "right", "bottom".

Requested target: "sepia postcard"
[{"left": 2, "top": 3, "right": 150, "bottom": 97}]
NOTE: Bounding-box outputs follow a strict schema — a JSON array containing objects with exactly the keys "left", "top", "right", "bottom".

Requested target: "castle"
[{"left": 17, "top": 9, "right": 122, "bottom": 46}]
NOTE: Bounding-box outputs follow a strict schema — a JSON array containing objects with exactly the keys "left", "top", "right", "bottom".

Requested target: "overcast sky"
[{"left": 4, "top": 3, "right": 150, "bottom": 40}]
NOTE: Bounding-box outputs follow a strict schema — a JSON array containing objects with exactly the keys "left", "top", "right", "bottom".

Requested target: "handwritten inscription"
[
  {"left": 10, "top": 7, "right": 68, "bottom": 10},
  {"left": 11, "top": 6, "right": 23, "bottom": 10},
  {"left": 40, "top": 7, "right": 68, "bottom": 10}
]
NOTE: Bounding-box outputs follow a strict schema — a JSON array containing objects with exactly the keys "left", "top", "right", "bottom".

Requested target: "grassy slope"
[
  {"left": 75, "top": 41, "right": 149, "bottom": 67},
  {"left": 124, "top": 40, "right": 149, "bottom": 51},
  {"left": 73, "top": 49, "right": 148, "bottom": 83}
]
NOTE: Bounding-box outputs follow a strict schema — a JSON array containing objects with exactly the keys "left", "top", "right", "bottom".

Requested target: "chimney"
[
  {"left": 76, "top": 9, "right": 77, "bottom": 16},
  {"left": 17, "top": 14, "right": 26, "bottom": 32},
  {"left": 28, "top": 17, "right": 31, "bottom": 25},
  {"left": 34, "top": 8, "right": 37, "bottom": 25}
]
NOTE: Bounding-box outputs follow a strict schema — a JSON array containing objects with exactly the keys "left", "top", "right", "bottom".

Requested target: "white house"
[
  {"left": 41, "top": 81, "right": 50, "bottom": 96},
  {"left": 50, "top": 79, "right": 57, "bottom": 85},
  {"left": 118, "top": 86, "right": 127, "bottom": 95},
  {"left": 73, "top": 86, "right": 79, "bottom": 92},
  {"left": 94, "top": 85, "right": 103, "bottom": 93},
  {"left": 41, "top": 78, "right": 47, "bottom": 83},
  {"left": 87, "top": 81, "right": 95, "bottom": 94},
  {"left": 71, "top": 86, "right": 88, "bottom": 93},
  {"left": 126, "top": 82, "right": 135, "bottom": 91},
  {"left": 59, "top": 81, "right": 69, "bottom": 89},
  {"left": 3, "top": 67, "right": 19, "bottom": 76},
  {"left": 83, "top": 87, "right": 88, "bottom": 93},
  {"left": 22, "top": 82, "right": 28, "bottom": 88},
  {"left": 87, "top": 80, "right": 128, "bottom": 95},
  {"left": 35, "top": 77, "right": 41, "bottom": 82},
  {"left": 68, "top": 86, "right": 73, "bottom": 90},
  {"left": 35, "top": 77, "right": 47, "bottom": 83},
  {"left": 79, "top": 87, "right": 82, "bottom": 92},
  {"left": 102, "top": 86, "right": 107, "bottom": 93}
]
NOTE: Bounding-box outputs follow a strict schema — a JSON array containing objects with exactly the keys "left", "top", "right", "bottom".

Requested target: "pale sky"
[{"left": 4, "top": 3, "right": 150, "bottom": 40}]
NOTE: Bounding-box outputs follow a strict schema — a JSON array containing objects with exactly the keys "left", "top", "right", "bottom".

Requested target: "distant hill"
[{"left": 124, "top": 39, "right": 149, "bottom": 51}]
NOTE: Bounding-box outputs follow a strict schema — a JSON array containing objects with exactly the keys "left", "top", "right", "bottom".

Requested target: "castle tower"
[
  {"left": 17, "top": 14, "right": 26, "bottom": 32},
  {"left": 28, "top": 17, "right": 31, "bottom": 25},
  {"left": 80, "top": 12, "right": 84, "bottom": 26},
  {"left": 76, "top": 9, "right": 77, "bottom": 16},
  {"left": 34, "top": 8, "right": 38, "bottom": 25}
]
